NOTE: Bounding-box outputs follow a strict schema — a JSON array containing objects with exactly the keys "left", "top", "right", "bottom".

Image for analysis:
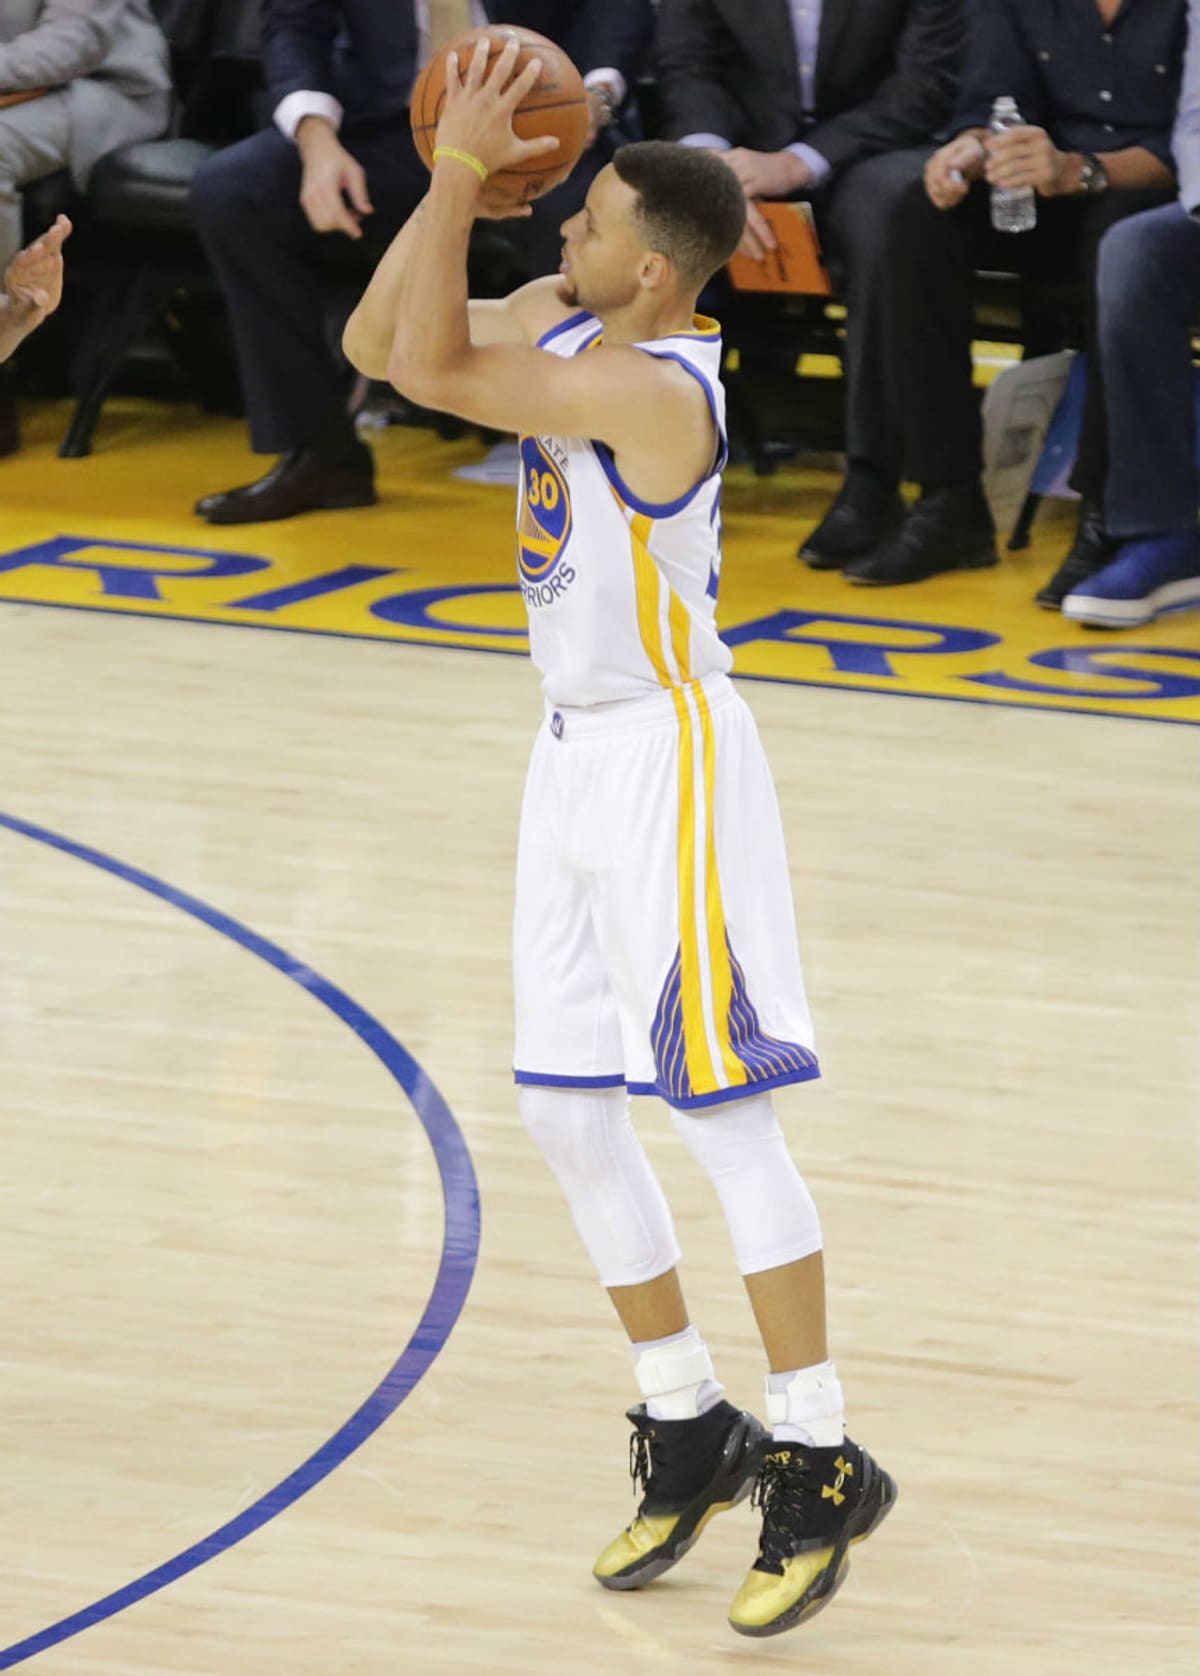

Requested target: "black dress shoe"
[
  {"left": 197, "top": 439, "right": 376, "bottom": 525},
  {"left": 1034, "top": 501, "right": 1120, "bottom": 610},
  {"left": 845, "top": 482, "right": 999, "bottom": 586},
  {"left": 798, "top": 466, "right": 903, "bottom": 570}
]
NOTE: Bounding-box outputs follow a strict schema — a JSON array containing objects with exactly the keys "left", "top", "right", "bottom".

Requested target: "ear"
[{"left": 639, "top": 251, "right": 672, "bottom": 293}]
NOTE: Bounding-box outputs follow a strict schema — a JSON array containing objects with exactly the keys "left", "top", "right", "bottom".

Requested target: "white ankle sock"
[
  {"left": 767, "top": 1360, "right": 845, "bottom": 1447},
  {"left": 632, "top": 1326, "right": 725, "bottom": 1421}
]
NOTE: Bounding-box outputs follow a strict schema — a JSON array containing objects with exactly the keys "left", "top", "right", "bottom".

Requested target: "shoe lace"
[
  {"left": 626, "top": 1415, "right": 697, "bottom": 1505},
  {"left": 750, "top": 1451, "right": 811, "bottom": 1569}
]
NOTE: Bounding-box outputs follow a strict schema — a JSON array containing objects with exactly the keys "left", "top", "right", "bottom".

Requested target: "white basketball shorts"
[{"left": 513, "top": 672, "right": 819, "bottom": 1110}]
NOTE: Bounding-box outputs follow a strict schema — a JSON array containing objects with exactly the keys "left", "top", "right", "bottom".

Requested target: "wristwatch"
[{"left": 1077, "top": 153, "right": 1109, "bottom": 195}]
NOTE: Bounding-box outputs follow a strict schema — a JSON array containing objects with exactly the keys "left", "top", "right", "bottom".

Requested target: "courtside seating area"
[{"left": 18, "top": 0, "right": 1099, "bottom": 468}]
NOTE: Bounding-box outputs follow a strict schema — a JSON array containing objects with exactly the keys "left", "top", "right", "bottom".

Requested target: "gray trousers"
[
  {"left": 1098, "top": 203, "right": 1200, "bottom": 538},
  {"left": 0, "top": 90, "right": 71, "bottom": 272}
]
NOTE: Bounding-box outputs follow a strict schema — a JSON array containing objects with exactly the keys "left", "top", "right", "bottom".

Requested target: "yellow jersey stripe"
[
  {"left": 694, "top": 681, "right": 747, "bottom": 1090},
  {"left": 672, "top": 684, "right": 718, "bottom": 1094},
  {"left": 629, "top": 511, "right": 673, "bottom": 688},
  {"left": 668, "top": 590, "right": 693, "bottom": 684}
]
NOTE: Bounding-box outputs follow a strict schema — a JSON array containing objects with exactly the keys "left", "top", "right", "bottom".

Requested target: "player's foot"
[
  {"left": 592, "top": 1400, "right": 768, "bottom": 1591},
  {"left": 728, "top": 1436, "right": 896, "bottom": 1637}
]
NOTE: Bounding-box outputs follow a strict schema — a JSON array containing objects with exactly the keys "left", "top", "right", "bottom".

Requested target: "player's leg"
[
  {"left": 667, "top": 1091, "right": 895, "bottom": 1636},
  {"left": 515, "top": 711, "right": 765, "bottom": 1589},
  {"left": 606, "top": 679, "right": 894, "bottom": 1634}
]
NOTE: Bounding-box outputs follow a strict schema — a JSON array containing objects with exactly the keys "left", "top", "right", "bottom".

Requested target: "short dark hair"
[{"left": 612, "top": 141, "right": 747, "bottom": 289}]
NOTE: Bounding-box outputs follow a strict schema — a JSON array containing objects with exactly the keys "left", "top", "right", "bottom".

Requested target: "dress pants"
[
  {"left": 817, "top": 146, "right": 1175, "bottom": 494},
  {"left": 190, "top": 121, "right": 428, "bottom": 455}
]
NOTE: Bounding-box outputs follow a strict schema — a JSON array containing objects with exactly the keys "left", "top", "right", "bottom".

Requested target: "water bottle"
[{"left": 989, "top": 96, "right": 1037, "bottom": 234}]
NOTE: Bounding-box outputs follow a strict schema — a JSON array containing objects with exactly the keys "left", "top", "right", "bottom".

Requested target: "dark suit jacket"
[
  {"left": 655, "top": 0, "right": 963, "bottom": 175},
  {"left": 261, "top": 0, "right": 653, "bottom": 125}
]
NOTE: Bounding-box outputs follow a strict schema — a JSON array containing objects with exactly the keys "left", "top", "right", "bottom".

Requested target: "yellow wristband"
[{"left": 433, "top": 146, "right": 489, "bottom": 183}]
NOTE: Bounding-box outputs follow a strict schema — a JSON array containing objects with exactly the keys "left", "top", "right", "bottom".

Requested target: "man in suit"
[
  {"left": 1049, "top": 0, "right": 1200, "bottom": 628},
  {"left": 655, "top": 0, "right": 963, "bottom": 546},
  {"left": 190, "top": 0, "right": 652, "bottom": 526},
  {"left": 0, "top": 0, "right": 168, "bottom": 457},
  {"left": 0, "top": 0, "right": 169, "bottom": 273},
  {"left": 826, "top": 0, "right": 1185, "bottom": 587}
]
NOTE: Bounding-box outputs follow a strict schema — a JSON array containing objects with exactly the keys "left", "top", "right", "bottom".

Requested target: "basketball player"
[{"left": 343, "top": 37, "right": 894, "bottom": 1638}]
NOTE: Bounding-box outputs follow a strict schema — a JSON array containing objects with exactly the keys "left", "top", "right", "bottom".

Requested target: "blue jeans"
[{"left": 1098, "top": 203, "right": 1200, "bottom": 538}]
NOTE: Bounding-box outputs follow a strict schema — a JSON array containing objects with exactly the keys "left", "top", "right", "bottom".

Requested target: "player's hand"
[
  {"left": 297, "top": 117, "right": 373, "bottom": 239},
  {"left": 925, "top": 133, "right": 986, "bottom": 209},
  {"left": 722, "top": 147, "right": 810, "bottom": 200},
  {"left": 3, "top": 213, "right": 71, "bottom": 327},
  {"left": 985, "top": 125, "right": 1069, "bottom": 197},
  {"left": 437, "top": 34, "right": 560, "bottom": 183}
]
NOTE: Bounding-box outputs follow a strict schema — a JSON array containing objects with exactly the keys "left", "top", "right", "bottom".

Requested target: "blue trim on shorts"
[
  {"left": 514, "top": 1069, "right": 627, "bottom": 1090},
  {"left": 627, "top": 1061, "right": 821, "bottom": 1110}
]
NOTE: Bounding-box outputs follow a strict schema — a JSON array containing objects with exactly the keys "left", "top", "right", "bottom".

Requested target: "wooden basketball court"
[{"left": 1, "top": 400, "right": 1197, "bottom": 1674}]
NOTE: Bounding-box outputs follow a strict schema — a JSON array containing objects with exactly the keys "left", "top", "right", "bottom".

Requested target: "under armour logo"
[{"left": 821, "top": 1456, "right": 854, "bottom": 1507}]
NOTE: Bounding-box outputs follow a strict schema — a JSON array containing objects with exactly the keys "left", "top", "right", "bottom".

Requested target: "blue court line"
[{"left": 0, "top": 811, "right": 481, "bottom": 1670}]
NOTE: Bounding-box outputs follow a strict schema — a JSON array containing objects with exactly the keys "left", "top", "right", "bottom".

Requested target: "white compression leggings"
[{"left": 517, "top": 1084, "right": 823, "bottom": 1290}]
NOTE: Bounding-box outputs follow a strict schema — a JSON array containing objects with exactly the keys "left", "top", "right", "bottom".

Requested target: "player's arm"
[
  {"left": 343, "top": 188, "right": 576, "bottom": 377},
  {"left": 384, "top": 40, "right": 710, "bottom": 478}
]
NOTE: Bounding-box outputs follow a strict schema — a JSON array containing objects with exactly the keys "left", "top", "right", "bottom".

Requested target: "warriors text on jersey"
[{"left": 516, "top": 311, "right": 734, "bottom": 709}]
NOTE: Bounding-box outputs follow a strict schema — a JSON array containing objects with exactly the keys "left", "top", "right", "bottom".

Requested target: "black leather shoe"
[
  {"left": 845, "top": 482, "right": 999, "bottom": 586},
  {"left": 798, "top": 466, "right": 903, "bottom": 570},
  {"left": 1034, "top": 501, "right": 1120, "bottom": 610},
  {"left": 196, "top": 439, "right": 376, "bottom": 525}
]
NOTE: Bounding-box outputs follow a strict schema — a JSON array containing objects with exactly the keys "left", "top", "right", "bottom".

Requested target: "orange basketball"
[{"left": 411, "top": 26, "right": 590, "bottom": 208}]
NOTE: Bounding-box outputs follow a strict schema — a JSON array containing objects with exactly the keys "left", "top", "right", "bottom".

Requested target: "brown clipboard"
[
  {"left": 728, "top": 200, "right": 832, "bottom": 297},
  {"left": 0, "top": 89, "right": 50, "bottom": 110}
]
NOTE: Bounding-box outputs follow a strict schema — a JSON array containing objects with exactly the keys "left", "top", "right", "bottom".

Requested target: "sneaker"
[
  {"left": 728, "top": 1436, "right": 896, "bottom": 1637},
  {"left": 592, "top": 1400, "right": 768, "bottom": 1591},
  {"left": 1034, "top": 499, "right": 1120, "bottom": 610},
  {"left": 1062, "top": 529, "right": 1200, "bottom": 628}
]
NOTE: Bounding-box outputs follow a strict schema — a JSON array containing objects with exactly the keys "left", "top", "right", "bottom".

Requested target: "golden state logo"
[{"left": 517, "top": 435, "right": 576, "bottom": 609}]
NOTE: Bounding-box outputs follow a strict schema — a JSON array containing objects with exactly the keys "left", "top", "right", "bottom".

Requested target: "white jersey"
[{"left": 517, "top": 311, "right": 735, "bottom": 708}]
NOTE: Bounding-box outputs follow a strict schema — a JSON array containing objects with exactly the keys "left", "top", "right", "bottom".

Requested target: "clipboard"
[{"left": 728, "top": 200, "right": 832, "bottom": 297}]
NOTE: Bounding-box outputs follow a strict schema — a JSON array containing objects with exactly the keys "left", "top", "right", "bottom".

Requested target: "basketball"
[{"left": 411, "top": 26, "right": 590, "bottom": 208}]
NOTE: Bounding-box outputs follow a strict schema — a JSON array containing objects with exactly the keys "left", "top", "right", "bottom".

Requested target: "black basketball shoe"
[
  {"left": 728, "top": 1436, "right": 896, "bottom": 1636},
  {"left": 592, "top": 1400, "right": 769, "bottom": 1590}
]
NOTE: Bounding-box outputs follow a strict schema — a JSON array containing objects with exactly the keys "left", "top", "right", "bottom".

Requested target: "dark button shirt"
[{"left": 954, "top": 0, "right": 1187, "bottom": 169}]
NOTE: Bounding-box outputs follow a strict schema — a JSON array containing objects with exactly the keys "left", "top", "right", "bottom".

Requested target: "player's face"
[{"left": 558, "top": 168, "right": 650, "bottom": 313}]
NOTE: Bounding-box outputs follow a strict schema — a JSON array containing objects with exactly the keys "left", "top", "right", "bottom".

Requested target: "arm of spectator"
[
  {"left": 1175, "top": 0, "right": 1200, "bottom": 214},
  {"left": 985, "top": 127, "right": 1176, "bottom": 196},
  {"left": 951, "top": 0, "right": 1044, "bottom": 134},
  {"left": 801, "top": 0, "right": 964, "bottom": 178},
  {"left": 0, "top": 0, "right": 123, "bottom": 90},
  {"left": 576, "top": 0, "right": 653, "bottom": 106},
  {"left": 260, "top": 0, "right": 342, "bottom": 107},
  {"left": 0, "top": 215, "right": 70, "bottom": 363},
  {"left": 655, "top": 0, "right": 747, "bottom": 146}
]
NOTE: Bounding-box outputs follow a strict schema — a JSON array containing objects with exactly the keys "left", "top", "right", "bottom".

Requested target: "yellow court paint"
[{"left": 2, "top": 398, "right": 1198, "bottom": 726}]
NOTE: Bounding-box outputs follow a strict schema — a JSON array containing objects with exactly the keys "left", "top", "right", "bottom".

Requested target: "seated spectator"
[
  {"left": 0, "top": 212, "right": 69, "bottom": 366},
  {"left": 1056, "top": 0, "right": 1200, "bottom": 627},
  {"left": 190, "top": 0, "right": 652, "bottom": 528},
  {"left": 0, "top": 0, "right": 168, "bottom": 456},
  {"left": 819, "top": 0, "right": 1185, "bottom": 587},
  {"left": 655, "top": 0, "right": 962, "bottom": 496}
]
